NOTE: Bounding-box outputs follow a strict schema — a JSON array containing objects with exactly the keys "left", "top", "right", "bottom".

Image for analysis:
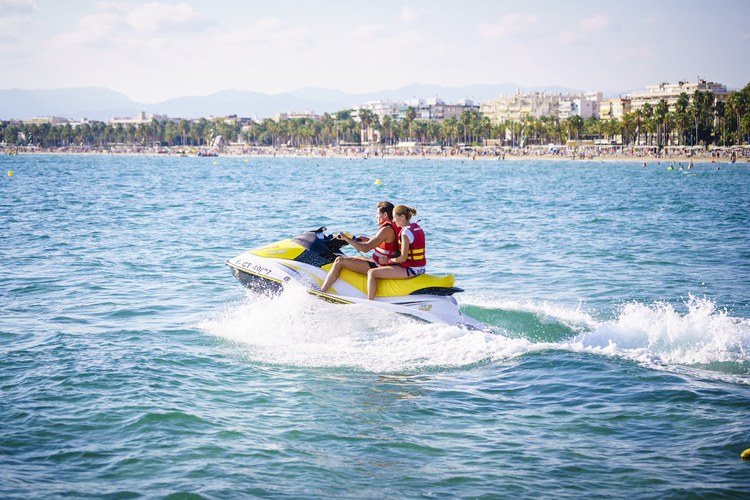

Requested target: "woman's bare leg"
[
  {"left": 321, "top": 256, "right": 373, "bottom": 292},
  {"left": 366, "top": 266, "right": 408, "bottom": 300}
]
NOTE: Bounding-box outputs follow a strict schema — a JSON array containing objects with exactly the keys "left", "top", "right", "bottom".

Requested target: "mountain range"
[{"left": 0, "top": 83, "right": 629, "bottom": 121}]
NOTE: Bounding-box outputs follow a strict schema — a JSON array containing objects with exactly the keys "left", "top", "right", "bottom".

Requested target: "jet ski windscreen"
[{"left": 292, "top": 229, "right": 343, "bottom": 257}]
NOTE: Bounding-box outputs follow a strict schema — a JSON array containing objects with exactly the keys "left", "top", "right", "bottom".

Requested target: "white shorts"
[{"left": 405, "top": 266, "right": 426, "bottom": 277}]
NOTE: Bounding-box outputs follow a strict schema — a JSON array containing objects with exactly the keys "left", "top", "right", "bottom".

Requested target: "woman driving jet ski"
[{"left": 320, "top": 201, "right": 399, "bottom": 293}]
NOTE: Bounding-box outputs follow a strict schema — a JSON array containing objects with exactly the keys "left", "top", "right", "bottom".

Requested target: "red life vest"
[
  {"left": 400, "top": 222, "right": 426, "bottom": 268},
  {"left": 372, "top": 221, "right": 400, "bottom": 266}
]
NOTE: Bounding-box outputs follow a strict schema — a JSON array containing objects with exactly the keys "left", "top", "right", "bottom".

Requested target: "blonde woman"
[{"left": 366, "top": 205, "right": 426, "bottom": 300}]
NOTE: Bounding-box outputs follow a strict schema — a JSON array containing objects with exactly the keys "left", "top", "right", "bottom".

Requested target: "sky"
[{"left": 1, "top": 0, "right": 748, "bottom": 103}]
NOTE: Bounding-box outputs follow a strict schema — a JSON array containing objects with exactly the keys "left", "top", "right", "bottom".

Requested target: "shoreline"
[{"left": 3, "top": 145, "right": 748, "bottom": 164}]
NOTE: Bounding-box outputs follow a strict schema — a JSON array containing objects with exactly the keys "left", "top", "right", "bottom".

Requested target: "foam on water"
[
  {"left": 203, "top": 288, "right": 750, "bottom": 381},
  {"left": 464, "top": 292, "right": 750, "bottom": 382},
  {"left": 200, "top": 285, "right": 533, "bottom": 372},
  {"left": 461, "top": 291, "right": 599, "bottom": 333},
  {"left": 569, "top": 294, "right": 750, "bottom": 377}
]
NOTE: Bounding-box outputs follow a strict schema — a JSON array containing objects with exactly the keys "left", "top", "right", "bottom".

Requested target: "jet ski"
[{"left": 225, "top": 227, "right": 490, "bottom": 331}]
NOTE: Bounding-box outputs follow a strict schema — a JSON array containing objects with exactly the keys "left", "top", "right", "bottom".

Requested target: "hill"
[{"left": 0, "top": 83, "right": 604, "bottom": 121}]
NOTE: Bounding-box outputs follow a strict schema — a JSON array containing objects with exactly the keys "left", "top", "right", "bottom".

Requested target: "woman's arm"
[{"left": 388, "top": 233, "right": 410, "bottom": 265}]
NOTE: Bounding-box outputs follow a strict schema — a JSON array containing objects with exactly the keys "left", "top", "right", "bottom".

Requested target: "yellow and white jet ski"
[{"left": 226, "top": 227, "right": 489, "bottom": 331}]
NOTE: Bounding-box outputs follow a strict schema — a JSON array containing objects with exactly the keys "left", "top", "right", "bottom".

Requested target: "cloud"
[
  {"left": 480, "top": 12, "right": 616, "bottom": 45},
  {"left": 353, "top": 23, "right": 386, "bottom": 38},
  {"left": 478, "top": 14, "right": 541, "bottom": 39},
  {"left": 556, "top": 14, "right": 618, "bottom": 44},
  {"left": 398, "top": 5, "right": 419, "bottom": 23},
  {"left": 580, "top": 14, "right": 614, "bottom": 33},
  {"left": 558, "top": 30, "right": 580, "bottom": 44},
  {"left": 0, "top": 32, "right": 18, "bottom": 52},
  {"left": 53, "top": 13, "right": 124, "bottom": 48},
  {"left": 124, "top": 1, "right": 206, "bottom": 33},
  {"left": 0, "top": 0, "right": 36, "bottom": 16},
  {"left": 220, "top": 18, "right": 313, "bottom": 50},
  {"left": 394, "top": 28, "right": 425, "bottom": 46},
  {"left": 51, "top": 2, "right": 214, "bottom": 51},
  {"left": 0, "top": 0, "right": 36, "bottom": 33}
]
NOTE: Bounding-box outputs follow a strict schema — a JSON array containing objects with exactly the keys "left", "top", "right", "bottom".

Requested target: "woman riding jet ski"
[{"left": 225, "top": 227, "right": 490, "bottom": 331}]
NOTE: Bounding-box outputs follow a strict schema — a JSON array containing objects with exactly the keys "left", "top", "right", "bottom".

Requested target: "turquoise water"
[{"left": 2, "top": 154, "right": 750, "bottom": 497}]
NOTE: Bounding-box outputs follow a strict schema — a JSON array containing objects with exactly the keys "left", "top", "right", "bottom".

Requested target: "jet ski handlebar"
[{"left": 294, "top": 227, "right": 350, "bottom": 255}]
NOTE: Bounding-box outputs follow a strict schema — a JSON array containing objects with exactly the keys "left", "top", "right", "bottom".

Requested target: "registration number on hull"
[{"left": 243, "top": 262, "right": 273, "bottom": 276}]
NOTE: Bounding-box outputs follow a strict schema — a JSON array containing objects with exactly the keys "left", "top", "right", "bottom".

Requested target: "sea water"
[{"left": 1, "top": 154, "right": 749, "bottom": 497}]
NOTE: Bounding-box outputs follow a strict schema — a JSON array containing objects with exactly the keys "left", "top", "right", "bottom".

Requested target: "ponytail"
[{"left": 393, "top": 205, "right": 417, "bottom": 221}]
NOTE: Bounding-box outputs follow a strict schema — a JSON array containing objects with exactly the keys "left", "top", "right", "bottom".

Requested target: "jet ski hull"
[
  {"left": 226, "top": 228, "right": 491, "bottom": 332},
  {"left": 228, "top": 264, "right": 284, "bottom": 295}
]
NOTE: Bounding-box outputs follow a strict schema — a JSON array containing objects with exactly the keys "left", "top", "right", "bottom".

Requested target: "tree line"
[{"left": 2, "top": 83, "right": 748, "bottom": 150}]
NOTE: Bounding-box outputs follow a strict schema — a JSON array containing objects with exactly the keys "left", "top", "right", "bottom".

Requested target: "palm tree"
[
  {"left": 357, "top": 108, "right": 376, "bottom": 144},
  {"left": 481, "top": 115, "right": 493, "bottom": 145},
  {"left": 165, "top": 121, "right": 179, "bottom": 146},
  {"left": 550, "top": 117, "right": 563, "bottom": 145},
  {"left": 655, "top": 99, "right": 669, "bottom": 147},
  {"left": 60, "top": 124, "right": 73, "bottom": 147},
  {"left": 135, "top": 123, "right": 149, "bottom": 146},
  {"left": 584, "top": 116, "right": 605, "bottom": 143},
  {"left": 641, "top": 103, "right": 654, "bottom": 145},
  {"left": 404, "top": 107, "right": 417, "bottom": 141},
  {"left": 381, "top": 115, "right": 392, "bottom": 145},
  {"left": 689, "top": 90, "right": 715, "bottom": 146},
  {"left": 566, "top": 115, "right": 584, "bottom": 141},
  {"left": 126, "top": 124, "right": 136, "bottom": 144},
  {"left": 674, "top": 92, "right": 690, "bottom": 145},
  {"left": 726, "top": 85, "right": 750, "bottom": 145},
  {"left": 605, "top": 117, "right": 622, "bottom": 144},
  {"left": 714, "top": 100, "right": 727, "bottom": 146},
  {"left": 621, "top": 112, "right": 637, "bottom": 145},
  {"left": 440, "top": 117, "right": 458, "bottom": 146}
]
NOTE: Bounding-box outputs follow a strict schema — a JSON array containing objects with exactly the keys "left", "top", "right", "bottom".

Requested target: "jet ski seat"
[{"left": 336, "top": 268, "right": 463, "bottom": 297}]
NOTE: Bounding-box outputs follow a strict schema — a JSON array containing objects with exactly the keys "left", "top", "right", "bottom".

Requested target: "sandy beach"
[{"left": 4, "top": 144, "right": 748, "bottom": 164}]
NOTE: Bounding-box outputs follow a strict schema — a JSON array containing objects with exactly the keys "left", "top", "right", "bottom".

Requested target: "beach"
[{"left": 3, "top": 143, "right": 748, "bottom": 164}]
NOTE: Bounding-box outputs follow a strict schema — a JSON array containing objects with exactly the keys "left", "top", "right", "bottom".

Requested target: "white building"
[
  {"left": 598, "top": 98, "right": 632, "bottom": 120},
  {"left": 274, "top": 111, "right": 321, "bottom": 121},
  {"left": 109, "top": 111, "right": 168, "bottom": 125},
  {"left": 358, "top": 97, "right": 478, "bottom": 122},
  {"left": 558, "top": 92, "right": 601, "bottom": 120},
  {"left": 22, "top": 116, "right": 69, "bottom": 126},
  {"left": 480, "top": 93, "right": 560, "bottom": 123},
  {"left": 358, "top": 100, "right": 401, "bottom": 120},
  {"left": 481, "top": 91, "right": 603, "bottom": 124},
  {"left": 627, "top": 79, "right": 729, "bottom": 112}
]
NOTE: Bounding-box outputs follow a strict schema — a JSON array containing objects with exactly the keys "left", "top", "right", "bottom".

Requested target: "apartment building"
[
  {"left": 22, "top": 116, "right": 69, "bottom": 126},
  {"left": 626, "top": 79, "right": 729, "bottom": 112},
  {"left": 480, "top": 92, "right": 556, "bottom": 123},
  {"left": 559, "top": 92, "right": 602, "bottom": 120},
  {"left": 358, "top": 100, "right": 401, "bottom": 120},
  {"left": 358, "top": 98, "right": 478, "bottom": 122},
  {"left": 480, "top": 92, "right": 603, "bottom": 124},
  {"left": 598, "top": 98, "right": 632, "bottom": 120}
]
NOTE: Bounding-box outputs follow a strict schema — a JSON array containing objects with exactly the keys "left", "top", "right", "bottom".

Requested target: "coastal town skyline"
[{"left": 1, "top": 0, "right": 749, "bottom": 104}]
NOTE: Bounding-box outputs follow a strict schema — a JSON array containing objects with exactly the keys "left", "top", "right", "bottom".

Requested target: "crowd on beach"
[{"left": 3, "top": 144, "right": 748, "bottom": 163}]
